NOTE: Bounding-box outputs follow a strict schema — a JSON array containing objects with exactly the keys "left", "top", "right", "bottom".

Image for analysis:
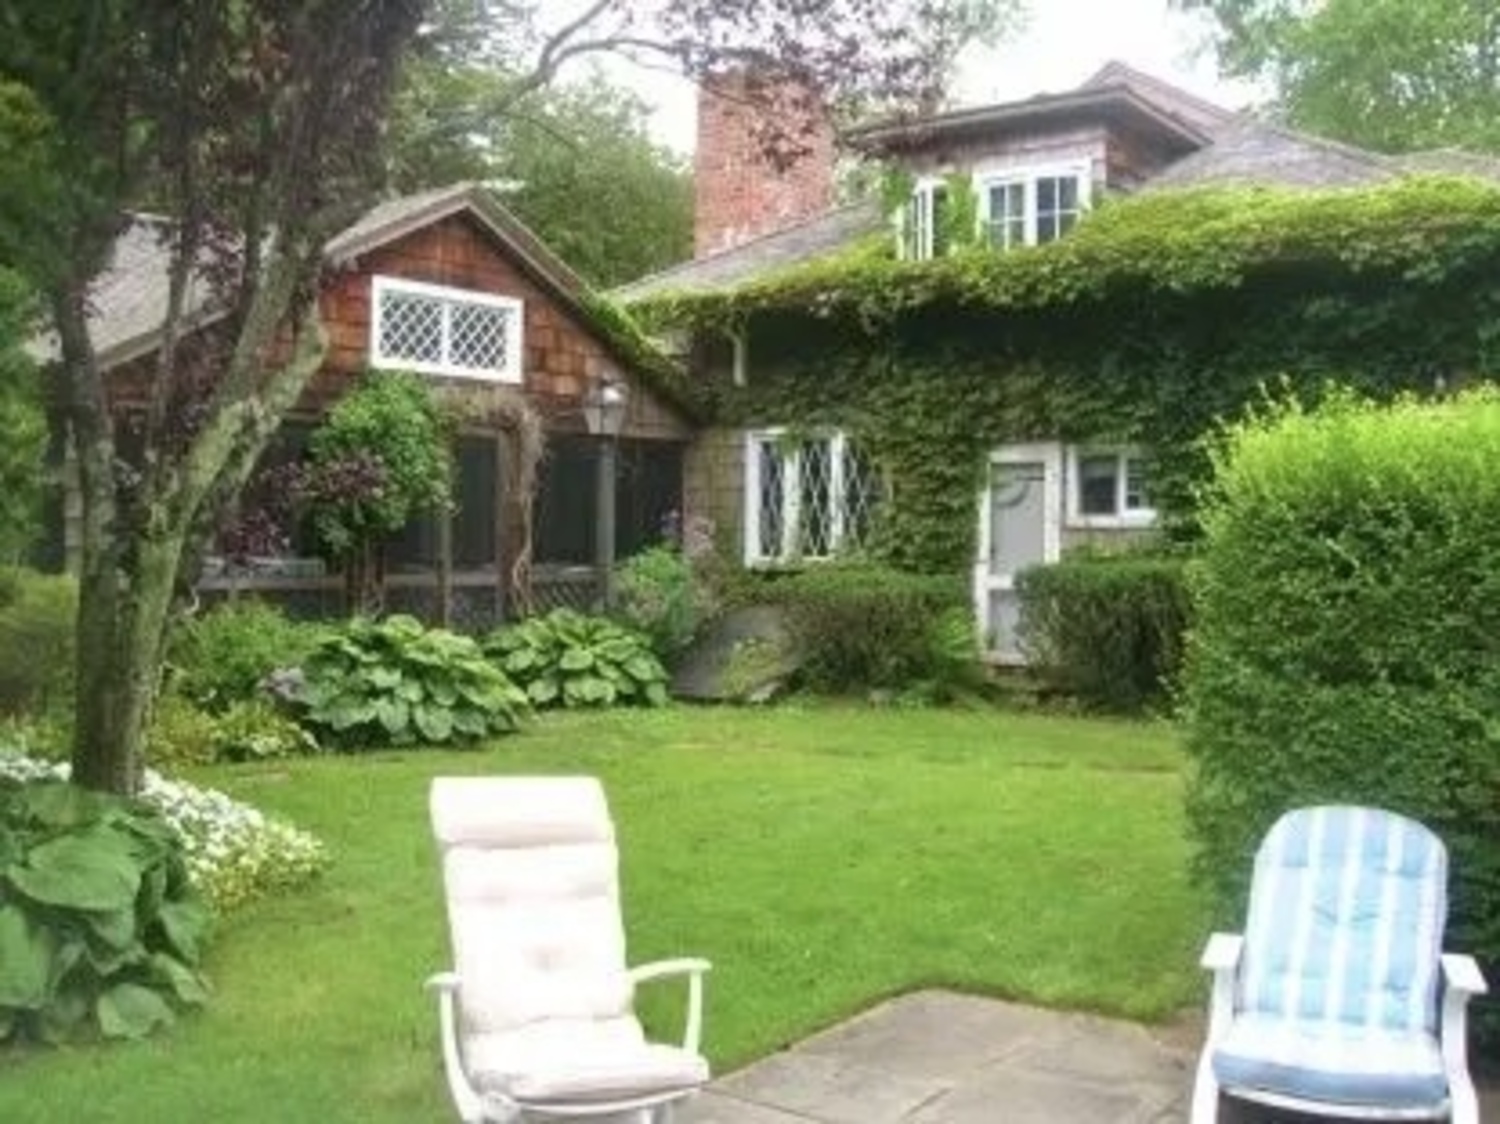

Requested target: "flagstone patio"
[{"left": 681, "top": 990, "right": 1498, "bottom": 1124}]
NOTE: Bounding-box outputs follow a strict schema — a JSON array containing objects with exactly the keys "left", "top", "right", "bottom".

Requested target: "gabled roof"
[
  {"left": 847, "top": 59, "right": 1233, "bottom": 156},
  {"left": 1080, "top": 61, "right": 1238, "bottom": 137},
  {"left": 612, "top": 201, "right": 884, "bottom": 303},
  {"left": 1149, "top": 117, "right": 1402, "bottom": 190},
  {"left": 34, "top": 183, "right": 608, "bottom": 372}
]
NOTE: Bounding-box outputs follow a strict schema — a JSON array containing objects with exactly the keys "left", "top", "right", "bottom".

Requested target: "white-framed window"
[
  {"left": 900, "top": 178, "right": 950, "bottom": 261},
  {"left": 370, "top": 275, "right": 523, "bottom": 383},
  {"left": 979, "top": 164, "right": 1090, "bottom": 250},
  {"left": 743, "top": 429, "right": 881, "bottom": 565},
  {"left": 1066, "top": 447, "right": 1156, "bottom": 528}
]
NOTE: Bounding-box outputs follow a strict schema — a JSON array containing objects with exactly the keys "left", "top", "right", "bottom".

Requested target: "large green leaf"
[
  {"left": 373, "top": 697, "right": 411, "bottom": 737},
  {"left": 643, "top": 682, "right": 669, "bottom": 707},
  {"left": 148, "top": 952, "right": 209, "bottom": 1006},
  {"left": 0, "top": 903, "right": 53, "bottom": 1008},
  {"left": 558, "top": 647, "right": 595, "bottom": 671},
  {"left": 82, "top": 906, "right": 137, "bottom": 951},
  {"left": 156, "top": 899, "right": 210, "bottom": 965},
  {"left": 96, "top": 982, "right": 174, "bottom": 1040},
  {"left": 527, "top": 678, "right": 560, "bottom": 705},
  {"left": 7, "top": 830, "right": 141, "bottom": 911},
  {"left": 504, "top": 648, "right": 539, "bottom": 673},
  {"left": 624, "top": 655, "right": 665, "bottom": 683},
  {"left": 413, "top": 706, "right": 453, "bottom": 743}
]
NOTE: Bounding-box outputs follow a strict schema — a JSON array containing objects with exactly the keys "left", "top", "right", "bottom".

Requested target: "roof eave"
[{"left": 849, "top": 88, "right": 1212, "bottom": 155}]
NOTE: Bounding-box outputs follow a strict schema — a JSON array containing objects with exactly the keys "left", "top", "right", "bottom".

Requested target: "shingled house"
[
  {"left": 38, "top": 183, "right": 692, "bottom": 624},
  {"left": 616, "top": 60, "right": 1500, "bottom": 660}
]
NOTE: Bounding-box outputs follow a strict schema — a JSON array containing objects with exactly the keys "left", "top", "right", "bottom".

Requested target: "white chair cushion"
[
  {"left": 465, "top": 1015, "right": 709, "bottom": 1104},
  {"left": 1212, "top": 1013, "right": 1447, "bottom": 1109}
]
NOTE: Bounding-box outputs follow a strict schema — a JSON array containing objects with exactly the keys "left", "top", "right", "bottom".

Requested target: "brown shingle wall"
[{"left": 319, "top": 215, "right": 690, "bottom": 440}]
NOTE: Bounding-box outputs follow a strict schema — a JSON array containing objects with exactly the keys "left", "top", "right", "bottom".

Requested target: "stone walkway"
[{"left": 682, "top": 990, "right": 1498, "bottom": 1124}]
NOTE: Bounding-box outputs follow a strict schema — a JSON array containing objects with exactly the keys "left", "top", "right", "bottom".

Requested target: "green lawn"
[{"left": 0, "top": 705, "right": 1204, "bottom": 1124}]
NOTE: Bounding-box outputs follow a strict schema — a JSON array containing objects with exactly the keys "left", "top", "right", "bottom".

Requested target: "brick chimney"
[{"left": 693, "top": 72, "right": 836, "bottom": 258}]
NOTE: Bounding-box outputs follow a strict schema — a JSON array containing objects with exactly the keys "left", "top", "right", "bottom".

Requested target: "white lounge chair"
[
  {"left": 428, "top": 776, "right": 711, "bottom": 1123},
  {"left": 1191, "top": 805, "right": 1487, "bottom": 1123}
]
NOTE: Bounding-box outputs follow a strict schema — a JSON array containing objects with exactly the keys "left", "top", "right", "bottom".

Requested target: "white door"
[{"left": 974, "top": 443, "right": 1061, "bottom": 664}]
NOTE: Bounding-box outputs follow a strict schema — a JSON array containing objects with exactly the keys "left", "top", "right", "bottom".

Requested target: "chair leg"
[
  {"left": 1449, "top": 1071, "right": 1479, "bottom": 1124},
  {"left": 1189, "top": 1052, "right": 1220, "bottom": 1124}
]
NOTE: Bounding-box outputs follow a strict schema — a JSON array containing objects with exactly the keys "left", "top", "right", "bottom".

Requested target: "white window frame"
[
  {"left": 977, "top": 162, "right": 1092, "bottom": 250},
  {"left": 370, "top": 275, "right": 524, "bottom": 383},
  {"left": 1065, "top": 446, "right": 1157, "bottom": 529},
  {"left": 899, "top": 177, "right": 949, "bottom": 261},
  {"left": 743, "top": 428, "right": 867, "bottom": 566}
]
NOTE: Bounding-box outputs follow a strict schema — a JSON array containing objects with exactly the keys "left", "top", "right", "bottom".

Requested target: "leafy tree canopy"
[
  {"left": 391, "top": 66, "right": 692, "bottom": 287},
  {"left": 1178, "top": 0, "right": 1500, "bottom": 152}
]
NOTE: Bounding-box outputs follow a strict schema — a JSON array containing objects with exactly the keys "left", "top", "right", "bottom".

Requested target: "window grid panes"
[
  {"left": 1035, "top": 175, "right": 1082, "bottom": 244},
  {"left": 1077, "top": 455, "right": 1121, "bottom": 516},
  {"left": 985, "top": 182, "right": 1027, "bottom": 250},
  {"left": 1124, "top": 457, "right": 1149, "bottom": 511},
  {"left": 748, "top": 432, "right": 881, "bottom": 563},
  {"left": 372, "top": 277, "right": 521, "bottom": 381},
  {"left": 903, "top": 182, "right": 951, "bottom": 260}
]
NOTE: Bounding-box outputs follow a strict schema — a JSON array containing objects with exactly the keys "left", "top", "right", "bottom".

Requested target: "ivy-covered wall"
[{"left": 639, "top": 177, "right": 1500, "bottom": 575}]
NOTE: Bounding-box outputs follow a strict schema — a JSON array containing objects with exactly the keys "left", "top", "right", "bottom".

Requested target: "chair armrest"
[
  {"left": 627, "top": 958, "right": 713, "bottom": 985},
  {"left": 1442, "top": 953, "right": 1487, "bottom": 996},
  {"left": 1200, "top": 933, "right": 1243, "bottom": 1046},
  {"left": 628, "top": 958, "right": 712, "bottom": 1056},
  {"left": 1200, "top": 932, "right": 1243, "bottom": 973},
  {"left": 425, "top": 971, "right": 486, "bottom": 1124}
]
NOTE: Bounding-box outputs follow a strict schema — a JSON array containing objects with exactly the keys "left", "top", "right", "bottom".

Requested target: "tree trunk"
[{"left": 61, "top": 272, "right": 328, "bottom": 795}]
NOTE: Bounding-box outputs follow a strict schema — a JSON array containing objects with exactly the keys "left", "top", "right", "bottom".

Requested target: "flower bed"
[{"left": 0, "top": 754, "right": 327, "bottom": 912}]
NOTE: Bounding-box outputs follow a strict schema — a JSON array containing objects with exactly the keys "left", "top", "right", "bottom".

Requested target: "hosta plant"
[
  {"left": 0, "top": 778, "right": 210, "bottom": 1043},
  {"left": 0, "top": 754, "right": 328, "bottom": 914},
  {"left": 297, "top": 615, "right": 528, "bottom": 747},
  {"left": 484, "top": 610, "right": 669, "bottom": 709}
]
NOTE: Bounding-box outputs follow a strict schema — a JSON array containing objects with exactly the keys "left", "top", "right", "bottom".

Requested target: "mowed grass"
[{"left": 0, "top": 705, "right": 1204, "bottom": 1124}]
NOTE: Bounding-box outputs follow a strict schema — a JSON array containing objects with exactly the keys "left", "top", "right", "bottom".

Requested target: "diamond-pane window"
[
  {"left": 371, "top": 276, "right": 522, "bottom": 382},
  {"left": 745, "top": 430, "right": 882, "bottom": 565}
]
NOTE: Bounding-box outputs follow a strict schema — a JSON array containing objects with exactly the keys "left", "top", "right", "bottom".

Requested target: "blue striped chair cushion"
[
  {"left": 1216, "top": 805, "right": 1450, "bottom": 1107},
  {"left": 1212, "top": 1015, "right": 1446, "bottom": 1108}
]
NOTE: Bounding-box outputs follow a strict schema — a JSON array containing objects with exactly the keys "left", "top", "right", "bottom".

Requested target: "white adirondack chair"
[
  {"left": 428, "top": 776, "right": 711, "bottom": 1124},
  {"left": 1191, "top": 805, "right": 1487, "bottom": 1123}
]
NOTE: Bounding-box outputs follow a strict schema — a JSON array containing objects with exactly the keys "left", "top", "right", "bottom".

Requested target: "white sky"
[{"left": 593, "top": 0, "right": 1265, "bottom": 155}]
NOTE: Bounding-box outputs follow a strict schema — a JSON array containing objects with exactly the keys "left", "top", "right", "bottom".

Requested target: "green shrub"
[
  {"left": 484, "top": 610, "right": 669, "bottom": 709},
  {"left": 613, "top": 545, "right": 718, "bottom": 661},
  {"left": 169, "top": 600, "right": 328, "bottom": 714},
  {"left": 754, "top": 565, "right": 974, "bottom": 695},
  {"left": 0, "top": 754, "right": 327, "bottom": 915},
  {"left": 210, "top": 700, "right": 320, "bottom": 763},
  {"left": 298, "top": 615, "right": 527, "bottom": 748},
  {"left": 1181, "top": 390, "right": 1500, "bottom": 1032},
  {"left": 0, "top": 778, "right": 211, "bottom": 1042},
  {"left": 145, "top": 695, "right": 219, "bottom": 771},
  {"left": 0, "top": 568, "right": 75, "bottom": 720},
  {"left": 1016, "top": 553, "right": 1190, "bottom": 713}
]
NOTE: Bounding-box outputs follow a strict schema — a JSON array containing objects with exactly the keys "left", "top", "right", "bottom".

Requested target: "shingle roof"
[
  {"left": 32, "top": 183, "right": 595, "bottom": 370},
  {"left": 611, "top": 201, "right": 884, "bottom": 303},
  {"left": 1148, "top": 117, "right": 1402, "bottom": 189},
  {"left": 1079, "top": 60, "right": 1238, "bottom": 137}
]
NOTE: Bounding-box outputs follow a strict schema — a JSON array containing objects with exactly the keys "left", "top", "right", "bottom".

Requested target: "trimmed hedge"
[
  {"left": 752, "top": 564, "right": 974, "bottom": 696},
  {"left": 1181, "top": 390, "right": 1500, "bottom": 1033},
  {"left": 1016, "top": 554, "right": 1190, "bottom": 713}
]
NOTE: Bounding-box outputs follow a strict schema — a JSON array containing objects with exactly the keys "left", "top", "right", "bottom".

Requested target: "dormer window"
[
  {"left": 979, "top": 164, "right": 1090, "bottom": 250},
  {"left": 901, "top": 179, "right": 950, "bottom": 260}
]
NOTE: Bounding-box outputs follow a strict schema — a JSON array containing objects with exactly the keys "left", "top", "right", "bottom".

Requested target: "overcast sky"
[{"left": 597, "top": 0, "right": 1265, "bottom": 155}]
